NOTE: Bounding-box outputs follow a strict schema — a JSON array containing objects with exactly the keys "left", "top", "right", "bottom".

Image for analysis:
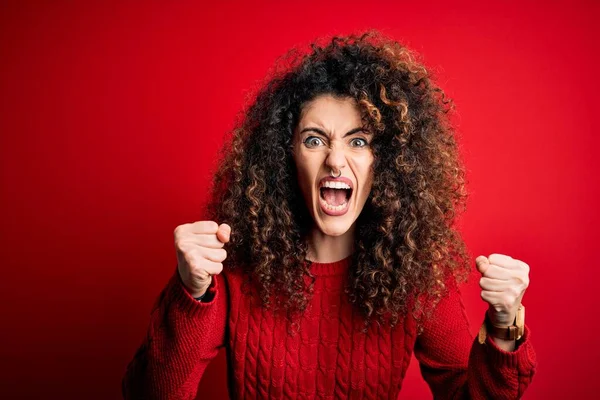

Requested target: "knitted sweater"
[{"left": 122, "top": 255, "right": 537, "bottom": 399}]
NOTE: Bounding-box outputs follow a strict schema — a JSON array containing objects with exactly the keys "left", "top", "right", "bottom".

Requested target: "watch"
[{"left": 478, "top": 305, "right": 525, "bottom": 344}]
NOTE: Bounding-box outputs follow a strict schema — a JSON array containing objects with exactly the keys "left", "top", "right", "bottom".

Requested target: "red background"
[{"left": 1, "top": 1, "right": 598, "bottom": 399}]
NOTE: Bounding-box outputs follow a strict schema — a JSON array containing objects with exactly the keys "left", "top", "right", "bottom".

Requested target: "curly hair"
[{"left": 202, "top": 29, "right": 472, "bottom": 331}]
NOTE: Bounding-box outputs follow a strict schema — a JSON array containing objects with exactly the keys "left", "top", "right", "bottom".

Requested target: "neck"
[{"left": 305, "top": 224, "right": 355, "bottom": 263}]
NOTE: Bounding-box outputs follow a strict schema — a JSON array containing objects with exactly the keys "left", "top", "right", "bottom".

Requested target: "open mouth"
[{"left": 319, "top": 186, "right": 353, "bottom": 211}]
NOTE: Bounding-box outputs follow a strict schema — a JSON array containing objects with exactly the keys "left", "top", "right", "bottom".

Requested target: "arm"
[
  {"left": 413, "top": 282, "right": 537, "bottom": 400},
  {"left": 121, "top": 267, "right": 228, "bottom": 399}
]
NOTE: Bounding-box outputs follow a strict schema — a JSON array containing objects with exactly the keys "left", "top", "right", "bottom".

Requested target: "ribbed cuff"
[
  {"left": 166, "top": 268, "right": 220, "bottom": 318},
  {"left": 484, "top": 323, "right": 536, "bottom": 370}
]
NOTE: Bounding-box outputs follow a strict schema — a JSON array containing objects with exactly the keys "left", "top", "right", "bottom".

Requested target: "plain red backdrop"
[{"left": 1, "top": 0, "right": 598, "bottom": 399}]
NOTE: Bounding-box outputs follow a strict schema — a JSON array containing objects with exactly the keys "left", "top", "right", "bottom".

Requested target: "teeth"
[
  {"left": 320, "top": 197, "right": 348, "bottom": 211},
  {"left": 325, "top": 202, "right": 347, "bottom": 211},
  {"left": 322, "top": 181, "right": 351, "bottom": 189}
]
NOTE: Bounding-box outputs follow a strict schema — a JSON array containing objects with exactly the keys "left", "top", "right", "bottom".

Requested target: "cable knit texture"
[{"left": 122, "top": 256, "right": 536, "bottom": 399}]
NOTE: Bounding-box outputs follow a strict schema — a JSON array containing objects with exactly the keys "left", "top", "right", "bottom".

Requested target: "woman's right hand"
[{"left": 174, "top": 221, "right": 230, "bottom": 298}]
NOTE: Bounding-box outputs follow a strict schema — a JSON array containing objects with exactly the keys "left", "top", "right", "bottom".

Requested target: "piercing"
[{"left": 330, "top": 169, "right": 342, "bottom": 178}]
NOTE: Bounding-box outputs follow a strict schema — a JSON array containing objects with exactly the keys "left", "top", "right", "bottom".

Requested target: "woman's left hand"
[{"left": 475, "top": 254, "right": 530, "bottom": 326}]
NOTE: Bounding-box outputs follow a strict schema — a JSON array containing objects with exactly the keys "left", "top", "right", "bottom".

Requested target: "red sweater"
[{"left": 122, "top": 255, "right": 536, "bottom": 399}]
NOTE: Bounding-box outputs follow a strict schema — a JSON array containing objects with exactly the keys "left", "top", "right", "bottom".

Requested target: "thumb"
[
  {"left": 475, "top": 255, "right": 490, "bottom": 275},
  {"left": 216, "top": 223, "right": 231, "bottom": 243}
]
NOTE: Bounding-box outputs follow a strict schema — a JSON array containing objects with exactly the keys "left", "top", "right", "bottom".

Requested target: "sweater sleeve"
[
  {"left": 413, "top": 282, "right": 537, "bottom": 400},
  {"left": 121, "top": 267, "right": 228, "bottom": 400}
]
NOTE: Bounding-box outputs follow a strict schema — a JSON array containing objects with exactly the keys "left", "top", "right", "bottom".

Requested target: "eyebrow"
[{"left": 299, "top": 126, "right": 371, "bottom": 138}]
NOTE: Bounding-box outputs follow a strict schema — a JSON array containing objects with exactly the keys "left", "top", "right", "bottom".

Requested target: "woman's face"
[{"left": 292, "top": 94, "right": 374, "bottom": 237}]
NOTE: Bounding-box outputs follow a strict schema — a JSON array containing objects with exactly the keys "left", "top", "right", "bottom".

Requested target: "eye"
[
  {"left": 303, "top": 136, "right": 324, "bottom": 148},
  {"left": 350, "top": 138, "right": 369, "bottom": 148}
]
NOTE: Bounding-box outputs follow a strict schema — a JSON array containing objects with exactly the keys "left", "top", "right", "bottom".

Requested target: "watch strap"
[{"left": 478, "top": 305, "right": 525, "bottom": 343}]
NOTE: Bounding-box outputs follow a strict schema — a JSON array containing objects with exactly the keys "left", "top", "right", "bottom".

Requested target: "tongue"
[{"left": 323, "top": 188, "right": 347, "bottom": 206}]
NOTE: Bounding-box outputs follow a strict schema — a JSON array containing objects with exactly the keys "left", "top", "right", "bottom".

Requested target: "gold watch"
[{"left": 478, "top": 305, "right": 525, "bottom": 344}]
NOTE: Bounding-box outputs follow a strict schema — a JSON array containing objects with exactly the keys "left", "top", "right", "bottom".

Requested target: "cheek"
[
  {"left": 294, "top": 157, "right": 316, "bottom": 194},
  {"left": 295, "top": 152, "right": 317, "bottom": 176},
  {"left": 361, "top": 177, "right": 374, "bottom": 198},
  {"left": 357, "top": 157, "right": 375, "bottom": 191},
  {"left": 295, "top": 159, "right": 309, "bottom": 181}
]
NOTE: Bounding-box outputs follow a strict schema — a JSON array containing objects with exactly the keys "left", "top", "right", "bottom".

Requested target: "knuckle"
[
  {"left": 196, "top": 246, "right": 209, "bottom": 260},
  {"left": 174, "top": 225, "right": 184, "bottom": 239},
  {"left": 516, "top": 273, "right": 529, "bottom": 288},
  {"left": 188, "top": 251, "right": 204, "bottom": 268},
  {"left": 190, "top": 259, "right": 208, "bottom": 275},
  {"left": 205, "top": 220, "right": 219, "bottom": 231},
  {"left": 175, "top": 237, "right": 187, "bottom": 251},
  {"left": 174, "top": 237, "right": 182, "bottom": 250},
  {"left": 175, "top": 239, "right": 190, "bottom": 253},
  {"left": 175, "top": 226, "right": 193, "bottom": 243},
  {"left": 490, "top": 253, "right": 512, "bottom": 266},
  {"left": 187, "top": 260, "right": 198, "bottom": 273},
  {"left": 215, "top": 262, "right": 224, "bottom": 274},
  {"left": 488, "top": 253, "right": 500, "bottom": 264},
  {"left": 184, "top": 242, "right": 197, "bottom": 254}
]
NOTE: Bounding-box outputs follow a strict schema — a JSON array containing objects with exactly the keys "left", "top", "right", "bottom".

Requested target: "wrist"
[
  {"left": 487, "top": 307, "right": 516, "bottom": 327},
  {"left": 185, "top": 277, "right": 212, "bottom": 299},
  {"left": 482, "top": 305, "right": 525, "bottom": 342},
  {"left": 193, "top": 291, "right": 207, "bottom": 301},
  {"left": 491, "top": 335, "right": 517, "bottom": 352}
]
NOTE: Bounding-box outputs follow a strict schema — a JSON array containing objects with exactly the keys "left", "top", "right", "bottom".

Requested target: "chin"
[
  {"left": 316, "top": 223, "right": 350, "bottom": 236},
  {"left": 313, "top": 211, "right": 357, "bottom": 237}
]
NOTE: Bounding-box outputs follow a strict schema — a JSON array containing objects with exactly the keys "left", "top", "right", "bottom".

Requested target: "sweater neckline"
[{"left": 305, "top": 254, "right": 352, "bottom": 276}]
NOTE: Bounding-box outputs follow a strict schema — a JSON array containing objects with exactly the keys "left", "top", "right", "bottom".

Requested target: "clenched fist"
[
  {"left": 174, "top": 221, "right": 231, "bottom": 298},
  {"left": 476, "top": 253, "right": 530, "bottom": 326}
]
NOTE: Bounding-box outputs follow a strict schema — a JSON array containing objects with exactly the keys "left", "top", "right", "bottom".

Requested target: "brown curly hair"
[{"left": 202, "top": 29, "right": 472, "bottom": 330}]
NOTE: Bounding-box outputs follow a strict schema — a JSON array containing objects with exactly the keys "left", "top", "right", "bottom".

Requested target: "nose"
[{"left": 325, "top": 144, "right": 346, "bottom": 174}]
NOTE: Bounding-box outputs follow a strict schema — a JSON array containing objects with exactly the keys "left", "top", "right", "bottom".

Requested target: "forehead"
[{"left": 297, "top": 95, "right": 363, "bottom": 128}]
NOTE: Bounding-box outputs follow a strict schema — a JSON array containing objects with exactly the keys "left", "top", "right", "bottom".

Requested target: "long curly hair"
[{"left": 202, "top": 29, "right": 471, "bottom": 330}]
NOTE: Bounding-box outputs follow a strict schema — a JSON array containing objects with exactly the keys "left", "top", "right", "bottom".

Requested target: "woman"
[{"left": 122, "top": 30, "right": 536, "bottom": 399}]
